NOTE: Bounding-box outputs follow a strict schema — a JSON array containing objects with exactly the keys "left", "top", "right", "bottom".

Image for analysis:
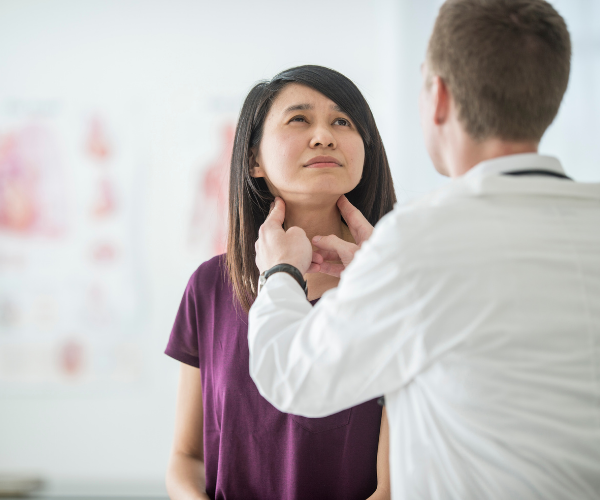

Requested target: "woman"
[{"left": 165, "top": 65, "right": 396, "bottom": 500}]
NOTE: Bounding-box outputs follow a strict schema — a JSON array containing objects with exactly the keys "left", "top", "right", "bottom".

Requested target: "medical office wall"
[
  {"left": 0, "top": 0, "right": 405, "bottom": 491},
  {"left": 0, "top": 0, "right": 598, "bottom": 494}
]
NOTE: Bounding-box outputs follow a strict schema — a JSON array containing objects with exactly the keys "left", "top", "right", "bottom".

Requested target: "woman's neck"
[
  {"left": 282, "top": 199, "right": 345, "bottom": 243},
  {"left": 281, "top": 196, "right": 352, "bottom": 301}
]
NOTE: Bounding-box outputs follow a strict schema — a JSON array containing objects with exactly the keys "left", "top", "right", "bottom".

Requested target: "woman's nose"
[{"left": 310, "top": 125, "right": 336, "bottom": 149}]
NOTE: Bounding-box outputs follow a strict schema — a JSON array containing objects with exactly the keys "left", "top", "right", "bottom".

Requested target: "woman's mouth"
[{"left": 304, "top": 156, "right": 342, "bottom": 168}]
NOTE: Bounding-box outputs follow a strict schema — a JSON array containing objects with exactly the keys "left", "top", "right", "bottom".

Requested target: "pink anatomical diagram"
[
  {"left": 60, "top": 338, "right": 84, "bottom": 376},
  {"left": 86, "top": 116, "right": 111, "bottom": 162},
  {"left": 0, "top": 123, "right": 68, "bottom": 236},
  {"left": 189, "top": 122, "right": 235, "bottom": 256},
  {"left": 91, "top": 175, "right": 117, "bottom": 219},
  {"left": 86, "top": 115, "right": 117, "bottom": 219}
]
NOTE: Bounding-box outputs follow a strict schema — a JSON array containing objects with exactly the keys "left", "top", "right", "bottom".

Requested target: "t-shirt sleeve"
[{"left": 165, "top": 268, "right": 202, "bottom": 368}]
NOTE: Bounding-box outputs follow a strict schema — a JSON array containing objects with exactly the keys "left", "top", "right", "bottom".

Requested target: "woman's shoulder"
[
  {"left": 187, "top": 253, "right": 231, "bottom": 300},
  {"left": 191, "top": 253, "right": 227, "bottom": 278}
]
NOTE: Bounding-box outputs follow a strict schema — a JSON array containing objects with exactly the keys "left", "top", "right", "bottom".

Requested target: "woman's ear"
[{"left": 249, "top": 147, "right": 266, "bottom": 178}]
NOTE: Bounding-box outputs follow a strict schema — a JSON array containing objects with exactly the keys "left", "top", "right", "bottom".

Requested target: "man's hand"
[
  {"left": 255, "top": 197, "right": 315, "bottom": 275},
  {"left": 310, "top": 195, "right": 374, "bottom": 278}
]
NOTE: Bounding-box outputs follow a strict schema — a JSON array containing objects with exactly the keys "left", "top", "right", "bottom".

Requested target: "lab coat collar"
[{"left": 463, "top": 153, "right": 565, "bottom": 180}]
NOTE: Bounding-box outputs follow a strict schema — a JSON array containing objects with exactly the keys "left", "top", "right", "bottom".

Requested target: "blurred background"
[{"left": 0, "top": 0, "right": 598, "bottom": 497}]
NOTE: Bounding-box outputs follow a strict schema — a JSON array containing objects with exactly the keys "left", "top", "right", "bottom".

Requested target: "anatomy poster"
[
  {"left": 0, "top": 91, "right": 240, "bottom": 394},
  {"left": 188, "top": 121, "right": 235, "bottom": 257},
  {"left": 0, "top": 101, "right": 148, "bottom": 391}
]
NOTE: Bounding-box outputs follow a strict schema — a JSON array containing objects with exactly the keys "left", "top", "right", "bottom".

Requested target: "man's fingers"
[
  {"left": 318, "top": 261, "right": 345, "bottom": 278},
  {"left": 337, "top": 195, "right": 373, "bottom": 244},
  {"left": 337, "top": 195, "right": 365, "bottom": 225},
  {"left": 264, "top": 197, "right": 286, "bottom": 228},
  {"left": 306, "top": 262, "right": 321, "bottom": 274},
  {"left": 312, "top": 247, "right": 340, "bottom": 262},
  {"left": 311, "top": 251, "right": 324, "bottom": 265},
  {"left": 312, "top": 234, "right": 354, "bottom": 257}
]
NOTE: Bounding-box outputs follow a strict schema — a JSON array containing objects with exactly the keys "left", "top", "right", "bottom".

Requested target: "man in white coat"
[{"left": 248, "top": 0, "right": 600, "bottom": 498}]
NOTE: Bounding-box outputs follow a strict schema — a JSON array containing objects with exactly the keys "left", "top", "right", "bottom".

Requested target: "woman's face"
[{"left": 250, "top": 83, "right": 365, "bottom": 203}]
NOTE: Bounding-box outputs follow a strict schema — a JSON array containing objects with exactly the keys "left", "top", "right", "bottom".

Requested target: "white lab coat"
[{"left": 248, "top": 153, "right": 600, "bottom": 499}]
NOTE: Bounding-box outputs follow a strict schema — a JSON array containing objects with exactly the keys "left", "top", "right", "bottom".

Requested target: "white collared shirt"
[{"left": 248, "top": 154, "right": 600, "bottom": 499}]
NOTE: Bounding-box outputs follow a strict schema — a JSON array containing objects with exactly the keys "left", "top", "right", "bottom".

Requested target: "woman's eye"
[
  {"left": 334, "top": 118, "right": 351, "bottom": 127},
  {"left": 290, "top": 116, "right": 306, "bottom": 123}
]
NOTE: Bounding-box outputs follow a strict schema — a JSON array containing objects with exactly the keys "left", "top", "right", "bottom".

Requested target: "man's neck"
[{"left": 445, "top": 135, "right": 539, "bottom": 178}]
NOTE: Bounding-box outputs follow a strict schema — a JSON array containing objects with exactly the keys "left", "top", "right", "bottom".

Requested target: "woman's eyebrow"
[
  {"left": 282, "top": 103, "right": 345, "bottom": 114},
  {"left": 283, "top": 103, "right": 313, "bottom": 113}
]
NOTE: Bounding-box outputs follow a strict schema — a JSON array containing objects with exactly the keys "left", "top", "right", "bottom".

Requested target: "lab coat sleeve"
[{"left": 248, "top": 212, "right": 431, "bottom": 417}]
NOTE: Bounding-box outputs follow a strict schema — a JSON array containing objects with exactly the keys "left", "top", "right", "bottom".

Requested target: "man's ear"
[
  {"left": 432, "top": 76, "right": 450, "bottom": 126},
  {"left": 249, "top": 148, "right": 266, "bottom": 178}
]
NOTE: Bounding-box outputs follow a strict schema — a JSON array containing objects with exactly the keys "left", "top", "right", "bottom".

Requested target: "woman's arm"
[
  {"left": 166, "top": 363, "right": 209, "bottom": 500},
  {"left": 367, "top": 407, "right": 391, "bottom": 500}
]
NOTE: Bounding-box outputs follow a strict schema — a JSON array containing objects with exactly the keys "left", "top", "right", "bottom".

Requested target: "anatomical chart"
[
  {"left": 188, "top": 122, "right": 235, "bottom": 257},
  {"left": 0, "top": 101, "right": 147, "bottom": 391}
]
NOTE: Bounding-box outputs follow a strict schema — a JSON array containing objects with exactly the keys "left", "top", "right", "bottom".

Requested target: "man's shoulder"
[
  {"left": 368, "top": 180, "right": 496, "bottom": 264},
  {"left": 375, "top": 172, "right": 600, "bottom": 257},
  {"left": 377, "top": 182, "right": 473, "bottom": 232}
]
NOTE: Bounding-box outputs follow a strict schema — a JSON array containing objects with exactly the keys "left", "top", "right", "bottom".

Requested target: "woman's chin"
[
  {"left": 302, "top": 180, "right": 358, "bottom": 196},
  {"left": 274, "top": 177, "right": 360, "bottom": 204}
]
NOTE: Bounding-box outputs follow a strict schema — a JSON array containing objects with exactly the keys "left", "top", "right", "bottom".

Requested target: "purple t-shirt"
[{"left": 165, "top": 255, "right": 382, "bottom": 500}]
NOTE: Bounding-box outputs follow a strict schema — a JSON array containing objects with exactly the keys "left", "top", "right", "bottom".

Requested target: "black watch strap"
[{"left": 263, "top": 263, "right": 308, "bottom": 297}]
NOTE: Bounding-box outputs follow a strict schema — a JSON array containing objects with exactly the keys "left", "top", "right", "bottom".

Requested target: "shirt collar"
[{"left": 463, "top": 153, "right": 565, "bottom": 180}]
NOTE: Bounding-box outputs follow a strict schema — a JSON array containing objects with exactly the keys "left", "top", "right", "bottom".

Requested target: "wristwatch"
[{"left": 258, "top": 263, "right": 309, "bottom": 297}]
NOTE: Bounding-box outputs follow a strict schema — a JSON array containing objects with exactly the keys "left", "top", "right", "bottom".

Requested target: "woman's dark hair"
[{"left": 226, "top": 65, "right": 397, "bottom": 312}]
